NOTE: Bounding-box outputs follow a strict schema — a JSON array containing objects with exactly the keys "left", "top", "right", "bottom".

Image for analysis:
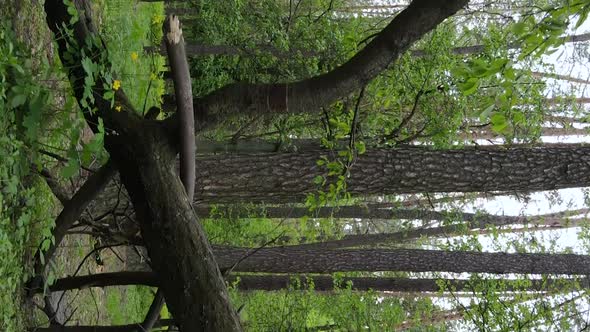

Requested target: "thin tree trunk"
[
  {"left": 532, "top": 71, "right": 590, "bottom": 85},
  {"left": 463, "top": 126, "right": 589, "bottom": 139},
  {"left": 41, "top": 271, "right": 587, "bottom": 293},
  {"left": 196, "top": 204, "right": 588, "bottom": 222},
  {"left": 544, "top": 97, "right": 590, "bottom": 106},
  {"left": 411, "top": 33, "right": 590, "bottom": 57},
  {"left": 33, "top": 161, "right": 116, "bottom": 275},
  {"left": 288, "top": 216, "right": 587, "bottom": 250},
  {"left": 32, "top": 319, "right": 175, "bottom": 332}
]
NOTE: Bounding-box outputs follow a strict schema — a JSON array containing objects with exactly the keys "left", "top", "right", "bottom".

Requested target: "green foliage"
[
  {"left": 101, "top": 0, "right": 166, "bottom": 113},
  {"left": 188, "top": 0, "right": 357, "bottom": 95},
  {"left": 0, "top": 21, "right": 55, "bottom": 332},
  {"left": 513, "top": 0, "right": 590, "bottom": 59},
  {"left": 204, "top": 206, "right": 293, "bottom": 247},
  {"left": 105, "top": 285, "right": 155, "bottom": 324},
  {"left": 229, "top": 277, "right": 432, "bottom": 331}
]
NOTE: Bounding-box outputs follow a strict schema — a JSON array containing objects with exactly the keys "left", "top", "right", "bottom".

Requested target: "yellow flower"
[
  {"left": 131, "top": 52, "right": 138, "bottom": 61},
  {"left": 115, "top": 105, "right": 122, "bottom": 112},
  {"left": 112, "top": 80, "right": 121, "bottom": 91},
  {"left": 151, "top": 14, "right": 163, "bottom": 25}
]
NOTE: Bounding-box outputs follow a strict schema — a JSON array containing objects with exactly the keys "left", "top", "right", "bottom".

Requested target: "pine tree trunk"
[
  {"left": 194, "top": 146, "right": 590, "bottom": 203},
  {"left": 214, "top": 247, "right": 590, "bottom": 275}
]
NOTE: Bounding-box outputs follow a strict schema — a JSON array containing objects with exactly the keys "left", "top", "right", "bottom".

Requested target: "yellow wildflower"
[
  {"left": 131, "top": 52, "right": 138, "bottom": 61},
  {"left": 112, "top": 79, "right": 121, "bottom": 91},
  {"left": 152, "top": 14, "right": 163, "bottom": 25},
  {"left": 115, "top": 105, "right": 122, "bottom": 112}
]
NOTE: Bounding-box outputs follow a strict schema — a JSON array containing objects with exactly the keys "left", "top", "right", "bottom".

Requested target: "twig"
[
  {"left": 349, "top": 86, "right": 365, "bottom": 150},
  {"left": 38, "top": 149, "right": 96, "bottom": 173}
]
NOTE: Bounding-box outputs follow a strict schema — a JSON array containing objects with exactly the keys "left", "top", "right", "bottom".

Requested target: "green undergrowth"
[
  {"left": 1, "top": 0, "right": 166, "bottom": 329},
  {"left": 105, "top": 285, "right": 155, "bottom": 324},
  {"left": 228, "top": 281, "right": 439, "bottom": 331},
  {"left": 100, "top": 0, "right": 166, "bottom": 113},
  {"left": 0, "top": 18, "right": 56, "bottom": 331}
]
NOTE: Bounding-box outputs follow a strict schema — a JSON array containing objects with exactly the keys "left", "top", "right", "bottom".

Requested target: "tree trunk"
[
  {"left": 227, "top": 274, "right": 586, "bottom": 293},
  {"left": 33, "top": 320, "right": 175, "bottom": 332},
  {"left": 90, "top": 145, "right": 590, "bottom": 215},
  {"left": 283, "top": 209, "right": 588, "bottom": 249},
  {"left": 192, "top": 145, "right": 590, "bottom": 203},
  {"left": 198, "top": 204, "right": 587, "bottom": 222},
  {"left": 41, "top": 271, "right": 587, "bottom": 293},
  {"left": 214, "top": 247, "right": 590, "bottom": 275}
]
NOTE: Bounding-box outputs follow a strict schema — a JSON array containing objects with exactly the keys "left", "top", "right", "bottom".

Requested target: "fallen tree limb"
[{"left": 33, "top": 160, "right": 116, "bottom": 276}]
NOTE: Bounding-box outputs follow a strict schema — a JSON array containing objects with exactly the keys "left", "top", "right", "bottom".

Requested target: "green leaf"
[
  {"left": 10, "top": 94, "right": 26, "bottom": 108},
  {"left": 354, "top": 141, "right": 366, "bottom": 154},
  {"left": 458, "top": 78, "right": 479, "bottom": 96},
  {"left": 512, "top": 21, "right": 527, "bottom": 35},
  {"left": 512, "top": 111, "right": 526, "bottom": 125},
  {"left": 313, "top": 175, "right": 324, "bottom": 185},
  {"left": 491, "top": 113, "right": 508, "bottom": 133},
  {"left": 61, "top": 158, "right": 80, "bottom": 178},
  {"left": 479, "top": 103, "right": 495, "bottom": 121}
]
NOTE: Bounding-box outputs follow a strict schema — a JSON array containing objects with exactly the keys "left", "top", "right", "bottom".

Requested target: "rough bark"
[
  {"left": 214, "top": 247, "right": 590, "bottom": 275},
  {"left": 137, "top": 15, "right": 197, "bottom": 330},
  {"left": 192, "top": 145, "right": 590, "bottom": 204},
  {"left": 162, "top": 0, "right": 469, "bottom": 132},
  {"left": 89, "top": 144, "right": 590, "bottom": 212}
]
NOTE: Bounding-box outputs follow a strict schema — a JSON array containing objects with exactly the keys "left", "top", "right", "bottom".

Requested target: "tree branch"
[
  {"left": 165, "top": 15, "right": 195, "bottom": 200},
  {"left": 33, "top": 160, "right": 116, "bottom": 276},
  {"left": 165, "top": 0, "right": 469, "bottom": 133}
]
